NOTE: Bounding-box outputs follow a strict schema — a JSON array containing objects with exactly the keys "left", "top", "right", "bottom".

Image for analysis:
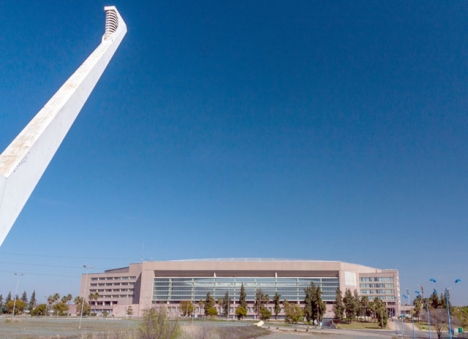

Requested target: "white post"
[
  {"left": 0, "top": 6, "right": 127, "bottom": 246},
  {"left": 79, "top": 265, "right": 93, "bottom": 330},
  {"left": 11, "top": 273, "right": 24, "bottom": 319}
]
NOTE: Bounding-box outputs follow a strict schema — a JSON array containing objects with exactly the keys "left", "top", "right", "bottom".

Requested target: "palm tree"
[
  {"left": 61, "top": 294, "right": 72, "bottom": 305},
  {"left": 88, "top": 292, "right": 99, "bottom": 315},
  {"left": 74, "top": 296, "right": 86, "bottom": 316},
  {"left": 47, "top": 295, "right": 55, "bottom": 316}
]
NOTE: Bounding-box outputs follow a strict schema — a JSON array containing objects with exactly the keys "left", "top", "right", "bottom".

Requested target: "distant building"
[{"left": 79, "top": 259, "right": 400, "bottom": 318}]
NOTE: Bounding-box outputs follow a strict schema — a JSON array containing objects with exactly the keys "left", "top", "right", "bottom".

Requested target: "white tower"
[{"left": 0, "top": 7, "right": 127, "bottom": 246}]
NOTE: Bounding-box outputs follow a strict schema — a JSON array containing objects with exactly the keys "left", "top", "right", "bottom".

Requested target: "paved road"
[{"left": 259, "top": 322, "right": 436, "bottom": 339}]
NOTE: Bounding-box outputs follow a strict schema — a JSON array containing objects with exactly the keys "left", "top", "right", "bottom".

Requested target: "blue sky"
[{"left": 1, "top": 0, "right": 468, "bottom": 305}]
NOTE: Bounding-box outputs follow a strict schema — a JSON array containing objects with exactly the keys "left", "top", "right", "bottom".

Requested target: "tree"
[
  {"left": 197, "top": 300, "right": 204, "bottom": 316},
  {"left": 315, "top": 286, "right": 327, "bottom": 325},
  {"left": 372, "top": 298, "right": 388, "bottom": 328},
  {"left": 21, "top": 291, "right": 28, "bottom": 304},
  {"left": 239, "top": 284, "right": 247, "bottom": 309},
  {"left": 88, "top": 292, "right": 99, "bottom": 315},
  {"left": 5, "top": 299, "right": 26, "bottom": 315},
  {"left": 0, "top": 294, "right": 3, "bottom": 310},
  {"left": 235, "top": 306, "right": 247, "bottom": 320},
  {"left": 429, "top": 290, "right": 440, "bottom": 309},
  {"left": 127, "top": 306, "right": 134, "bottom": 316},
  {"left": 353, "top": 290, "right": 362, "bottom": 319},
  {"left": 413, "top": 295, "right": 422, "bottom": 320},
  {"left": 254, "top": 289, "right": 269, "bottom": 318},
  {"left": 333, "top": 288, "right": 344, "bottom": 321},
  {"left": 343, "top": 288, "right": 357, "bottom": 321},
  {"left": 53, "top": 302, "right": 69, "bottom": 316},
  {"left": 423, "top": 308, "right": 460, "bottom": 339},
  {"left": 204, "top": 292, "right": 215, "bottom": 316},
  {"left": 138, "top": 307, "right": 180, "bottom": 339},
  {"left": 29, "top": 291, "right": 37, "bottom": 311},
  {"left": 179, "top": 300, "right": 195, "bottom": 317},
  {"left": 31, "top": 304, "right": 47, "bottom": 316},
  {"left": 453, "top": 306, "right": 468, "bottom": 329},
  {"left": 206, "top": 306, "right": 218, "bottom": 317},
  {"left": 304, "top": 283, "right": 315, "bottom": 323},
  {"left": 47, "top": 295, "right": 55, "bottom": 311},
  {"left": 368, "top": 298, "right": 377, "bottom": 320},
  {"left": 61, "top": 294, "right": 72, "bottom": 305},
  {"left": 6, "top": 292, "right": 12, "bottom": 304},
  {"left": 220, "top": 291, "right": 231, "bottom": 318},
  {"left": 273, "top": 292, "right": 281, "bottom": 320},
  {"left": 440, "top": 293, "right": 447, "bottom": 309},
  {"left": 360, "top": 296, "right": 370, "bottom": 320},
  {"left": 74, "top": 296, "right": 90, "bottom": 316},
  {"left": 284, "top": 301, "right": 303, "bottom": 324},
  {"left": 260, "top": 307, "right": 272, "bottom": 321}
]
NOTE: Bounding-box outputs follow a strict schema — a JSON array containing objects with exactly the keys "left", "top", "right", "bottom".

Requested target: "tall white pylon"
[{"left": 0, "top": 7, "right": 127, "bottom": 246}]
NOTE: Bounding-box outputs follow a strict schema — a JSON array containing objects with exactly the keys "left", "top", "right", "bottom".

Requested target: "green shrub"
[{"left": 138, "top": 307, "right": 180, "bottom": 339}]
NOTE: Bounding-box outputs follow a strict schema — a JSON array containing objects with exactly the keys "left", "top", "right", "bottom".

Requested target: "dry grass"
[{"left": 0, "top": 317, "right": 270, "bottom": 339}]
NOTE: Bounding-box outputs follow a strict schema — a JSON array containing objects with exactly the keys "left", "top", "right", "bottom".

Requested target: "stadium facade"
[{"left": 79, "top": 259, "right": 400, "bottom": 318}]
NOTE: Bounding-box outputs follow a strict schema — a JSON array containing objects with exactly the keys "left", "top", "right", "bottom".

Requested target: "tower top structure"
[{"left": 0, "top": 7, "right": 127, "bottom": 246}]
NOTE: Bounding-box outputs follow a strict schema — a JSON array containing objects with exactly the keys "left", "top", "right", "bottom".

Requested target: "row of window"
[
  {"left": 88, "top": 293, "right": 134, "bottom": 298},
  {"left": 167, "top": 277, "right": 338, "bottom": 283},
  {"left": 153, "top": 277, "right": 339, "bottom": 302},
  {"left": 89, "top": 289, "right": 133, "bottom": 293},
  {"left": 90, "top": 282, "right": 135, "bottom": 286},
  {"left": 160, "top": 306, "right": 287, "bottom": 314},
  {"left": 359, "top": 277, "right": 394, "bottom": 282},
  {"left": 359, "top": 283, "right": 394, "bottom": 288},
  {"left": 360, "top": 289, "right": 395, "bottom": 295},
  {"left": 90, "top": 276, "right": 137, "bottom": 281},
  {"left": 368, "top": 295, "right": 396, "bottom": 301}
]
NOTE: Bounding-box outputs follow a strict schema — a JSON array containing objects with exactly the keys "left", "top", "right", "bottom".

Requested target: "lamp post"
[
  {"left": 394, "top": 296, "right": 400, "bottom": 335},
  {"left": 430, "top": 278, "right": 461, "bottom": 339},
  {"left": 402, "top": 292, "right": 415, "bottom": 339},
  {"left": 79, "top": 265, "right": 93, "bottom": 330},
  {"left": 415, "top": 287, "right": 431, "bottom": 339},
  {"left": 12, "top": 273, "right": 24, "bottom": 319}
]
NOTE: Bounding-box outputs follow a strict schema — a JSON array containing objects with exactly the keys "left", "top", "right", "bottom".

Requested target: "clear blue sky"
[{"left": 1, "top": 0, "right": 467, "bottom": 305}]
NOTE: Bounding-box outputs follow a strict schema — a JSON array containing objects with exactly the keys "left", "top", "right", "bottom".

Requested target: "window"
[{"left": 152, "top": 276, "right": 338, "bottom": 302}]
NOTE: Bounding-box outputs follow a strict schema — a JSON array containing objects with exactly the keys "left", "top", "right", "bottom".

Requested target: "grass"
[
  {"left": 216, "top": 326, "right": 270, "bottom": 338},
  {"left": 0, "top": 316, "right": 139, "bottom": 339},
  {"left": 335, "top": 320, "right": 386, "bottom": 330},
  {"left": 413, "top": 320, "right": 434, "bottom": 331},
  {"left": 0, "top": 316, "right": 271, "bottom": 339}
]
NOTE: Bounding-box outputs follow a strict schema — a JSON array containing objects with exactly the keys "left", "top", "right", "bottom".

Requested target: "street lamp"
[
  {"left": 402, "top": 292, "right": 415, "bottom": 339},
  {"left": 394, "top": 296, "right": 401, "bottom": 336},
  {"left": 79, "top": 265, "right": 94, "bottom": 330},
  {"left": 430, "top": 278, "right": 461, "bottom": 339},
  {"left": 415, "top": 287, "right": 431, "bottom": 339},
  {"left": 12, "top": 273, "right": 24, "bottom": 319}
]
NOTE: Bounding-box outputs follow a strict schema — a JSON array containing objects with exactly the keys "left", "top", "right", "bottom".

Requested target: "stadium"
[{"left": 79, "top": 259, "right": 400, "bottom": 318}]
